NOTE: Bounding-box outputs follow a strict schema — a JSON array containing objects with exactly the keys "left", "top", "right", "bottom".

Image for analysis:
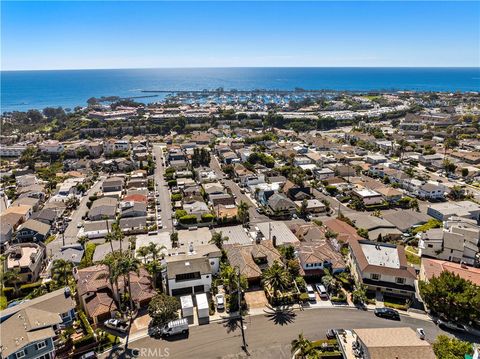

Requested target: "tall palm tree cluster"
[
  {"left": 262, "top": 260, "right": 292, "bottom": 299},
  {"left": 102, "top": 250, "right": 141, "bottom": 313}
]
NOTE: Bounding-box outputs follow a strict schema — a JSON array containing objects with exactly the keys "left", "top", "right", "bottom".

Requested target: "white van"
[{"left": 161, "top": 318, "right": 189, "bottom": 337}]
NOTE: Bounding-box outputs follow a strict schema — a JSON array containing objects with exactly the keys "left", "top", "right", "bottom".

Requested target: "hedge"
[
  {"left": 330, "top": 295, "right": 347, "bottom": 303},
  {"left": 79, "top": 242, "right": 96, "bottom": 268},
  {"left": 179, "top": 215, "right": 197, "bottom": 224},
  {"left": 78, "top": 310, "right": 94, "bottom": 335},
  {"left": 3, "top": 287, "right": 14, "bottom": 299},
  {"left": 0, "top": 295, "right": 7, "bottom": 310},
  {"left": 201, "top": 214, "right": 215, "bottom": 222},
  {"left": 73, "top": 333, "right": 95, "bottom": 347},
  {"left": 20, "top": 281, "right": 43, "bottom": 295}
]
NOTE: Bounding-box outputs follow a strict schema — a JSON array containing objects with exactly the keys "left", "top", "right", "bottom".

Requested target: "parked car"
[
  {"left": 416, "top": 328, "right": 426, "bottom": 340},
  {"left": 315, "top": 284, "right": 328, "bottom": 299},
  {"left": 215, "top": 294, "right": 225, "bottom": 310},
  {"left": 326, "top": 328, "right": 341, "bottom": 339},
  {"left": 104, "top": 319, "right": 129, "bottom": 333},
  {"left": 437, "top": 319, "right": 467, "bottom": 333},
  {"left": 79, "top": 351, "right": 97, "bottom": 359},
  {"left": 306, "top": 285, "right": 316, "bottom": 302},
  {"left": 77, "top": 222, "right": 83, "bottom": 228},
  {"left": 160, "top": 318, "right": 189, "bottom": 337},
  {"left": 374, "top": 308, "right": 400, "bottom": 320}
]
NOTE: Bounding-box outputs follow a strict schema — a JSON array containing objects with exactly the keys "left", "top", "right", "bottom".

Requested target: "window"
[
  {"left": 370, "top": 273, "right": 380, "bottom": 280},
  {"left": 36, "top": 340, "right": 47, "bottom": 350},
  {"left": 427, "top": 244, "right": 433, "bottom": 248},
  {"left": 175, "top": 272, "right": 201, "bottom": 282},
  {"left": 61, "top": 312, "right": 70, "bottom": 319},
  {"left": 396, "top": 277, "right": 405, "bottom": 284},
  {"left": 16, "top": 350, "right": 26, "bottom": 359}
]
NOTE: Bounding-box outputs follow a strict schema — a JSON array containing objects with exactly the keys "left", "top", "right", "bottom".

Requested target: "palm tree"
[
  {"left": 147, "top": 242, "right": 165, "bottom": 262},
  {"left": 291, "top": 333, "right": 317, "bottom": 359},
  {"left": 51, "top": 259, "right": 74, "bottom": 287},
  {"left": 136, "top": 246, "right": 150, "bottom": 264},
  {"left": 4, "top": 269, "right": 21, "bottom": 297},
  {"left": 237, "top": 201, "right": 251, "bottom": 226},
  {"left": 117, "top": 253, "right": 141, "bottom": 311},
  {"left": 77, "top": 236, "right": 88, "bottom": 249},
  {"left": 262, "top": 261, "right": 290, "bottom": 298},
  {"left": 209, "top": 231, "right": 228, "bottom": 249},
  {"left": 145, "top": 259, "right": 164, "bottom": 291},
  {"left": 102, "top": 252, "right": 121, "bottom": 309},
  {"left": 219, "top": 264, "right": 247, "bottom": 294}
]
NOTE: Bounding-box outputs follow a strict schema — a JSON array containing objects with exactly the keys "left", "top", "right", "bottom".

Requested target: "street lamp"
[{"left": 235, "top": 266, "right": 249, "bottom": 356}]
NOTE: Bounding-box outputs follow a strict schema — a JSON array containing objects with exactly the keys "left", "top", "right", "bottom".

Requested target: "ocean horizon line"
[{"left": 2, "top": 66, "right": 480, "bottom": 73}]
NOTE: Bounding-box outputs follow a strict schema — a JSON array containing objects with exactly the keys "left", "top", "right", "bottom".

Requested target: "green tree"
[
  {"left": 148, "top": 293, "right": 181, "bottom": 326},
  {"left": 3, "top": 269, "right": 21, "bottom": 297},
  {"left": 291, "top": 333, "right": 318, "bottom": 359},
  {"left": 419, "top": 271, "right": 480, "bottom": 324},
  {"left": 237, "top": 201, "right": 251, "bottom": 226},
  {"left": 262, "top": 261, "right": 291, "bottom": 297},
  {"left": 220, "top": 264, "right": 248, "bottom": 294},
  {"left": 51, "top": 259, "right": 74, "bottom": 288},
  {"left": 145, "top": 259, "right": 164, "bottom": 291},
  {"left": 116, "top": 253, "right": 141, "bottom": 310},
  {"left": 461, "top": 168, "right": 469, "bottom": 177},
  {"left": 170, "top": 232, "right": 178, "bottom": 247},
  {"left": 352, "top": 285, "right": 367, "bottom": 305},
  {"left": 433, "top": 335, "right": 473, "bottom": 359},
  {"left": 356, "top": 228, "right": 369, "bottom": 239},
  {"left": 209, "top": 231, "right": 228, "bottom": 249}
]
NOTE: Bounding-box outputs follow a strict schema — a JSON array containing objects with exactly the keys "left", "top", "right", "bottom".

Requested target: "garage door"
[
  {"left": 172, "top": 287, "right": 193, "bottom": 296},
  {"left": 193, "top": 285, "right": 205, "bottom": 293}
]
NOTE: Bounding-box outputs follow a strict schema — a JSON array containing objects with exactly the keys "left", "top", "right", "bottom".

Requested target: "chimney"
[
  {"left": 189, "top": 242, "right": 194, "bottom": 253},
  {"left": 272, "top": 235, "right": 277, "bottom": 248}
]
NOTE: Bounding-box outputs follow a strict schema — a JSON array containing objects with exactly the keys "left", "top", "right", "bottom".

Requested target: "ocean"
[{"left": 1, "top": 67, "right": 479, "bottom": 112}]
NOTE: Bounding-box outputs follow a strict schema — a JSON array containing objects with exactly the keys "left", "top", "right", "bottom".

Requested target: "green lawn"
[{"left": 405, "top": 251, "right": 421, "bottom": 265}]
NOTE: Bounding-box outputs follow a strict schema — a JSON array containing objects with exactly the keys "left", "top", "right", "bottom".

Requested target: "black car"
[{"left": 374, "top": 308, "right": 400, "bottom": 320}]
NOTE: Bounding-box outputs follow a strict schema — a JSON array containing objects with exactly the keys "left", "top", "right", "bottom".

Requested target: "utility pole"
[{"left": 236, "top": 266, "right": 249, "bottom": 355}]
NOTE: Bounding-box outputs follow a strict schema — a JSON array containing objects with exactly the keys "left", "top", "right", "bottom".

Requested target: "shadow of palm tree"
[
  {"left": 263, "top": 304, "right": 296, "bottom": 326},
  {"left": 104, "top": 346, "right": 137, "bottom": 359},
  {"left": 221, "top": 317, "right": 241, "bottom": 334}
]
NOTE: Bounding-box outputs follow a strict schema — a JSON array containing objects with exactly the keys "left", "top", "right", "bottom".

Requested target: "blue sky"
[{"left": 2, "top": 1, "right": 479, "bottom": 70}]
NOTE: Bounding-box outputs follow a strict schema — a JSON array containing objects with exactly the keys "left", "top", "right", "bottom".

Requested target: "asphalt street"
[
  {"left": 46, "top": 178, "right": 104, "bottom": 256},
  {"left": 153, "top": 145, "right": 173, "bottom": 233},
  {"left": 100, "top": 307, "right": 464, "bottom": 359}
]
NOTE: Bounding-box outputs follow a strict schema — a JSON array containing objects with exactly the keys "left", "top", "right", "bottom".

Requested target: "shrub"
[
  {"left": 201, "top": 213, "right": 215, "bottom": 222},
  {"left": 0, "top": 295, "right": 7, "bottom": 310},
  {"left": 299, "top": 293, "right": 310, "bottom": 302},
  {"left": 20, "top": 281, "right": 42, "bottom": 295},
  {"left": 179, "top": 215, "right": 197, "bottom": 224},
  {"left": 3, "top": 287, "right": 14, "bottom": 299},
  {"left": 167, "top": 179, "right": 177, "bottom": 187},
  {"left": 73, "top": 333, "right": 95, "bottom": 347},
  {"left": 78, "top": 310, "right": 93, "bottom": 335},
  {"left": 171, "top": 193, "right": 182, "bottom": 202},
  {"left": 79, "top": 242, "right": 96, "bottom": 268},
  {"left": 330, "top": 294, "right": 347, "bottom": 303},
  {"left": 175, "top": 209, "right": 187, "bottom": 219}
]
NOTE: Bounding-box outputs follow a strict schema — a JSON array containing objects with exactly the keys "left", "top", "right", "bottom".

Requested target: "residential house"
[
  {"left": 365, "top": 154, "right": 388, "bottom": 164},
  {"left": 295, "top": 240, "right": 346, "bottom": 278},
  {"left": 75, "top": 265, "right": 154, "bottom": 324},
  {"left": 5, "top": 242, "right": 46, "bottom": 283},
  {"left": 119, "top": 216, "right": 147, "bottom": 234},
  {"left": 417, "top": 182, "right": 445, "bottom": 200},
  {"left": 313, "top": 168, "right": 335, "bottom": 180},
  {"left": 101, "top": 176, "right": 124, "bottom": 193},
  {"left": 88, "top": 197, "right": 117, "bottom": 221},
  {"left": 348, "top": 240, "right": 416, "bottom": 298},
  {"left": 224, "top": 240, "right": 281, "bottom": 286},
  {"left": 38, "top": 140, "right": 64, "bottom": 154},
  {"left": 427, "top": 200, "right": 480, "bottom": 221},
  {"left": 382, "top": 210, "right": 431, "bottom": 233},
  {"left": 420, "top": 257, "right": 480, "bottom": 286},
  {"left": 348, "top": 213, "right": 402, "bottom": 241},
  {"left": 120, "top": 201, "right": 147, "bottom": 218},
  {"left": 267, "top": 193, "right": 296, "bottom": 217},
  {"left": 164, "top": 256, "right": 213, "bottom": 296},
  {"left": 0, "top": 287, "right": 77, "bottom": 359},
  {"left": 419, "top": 217, "right": 480, "bottom": 266},
  {"left": 351, "top": 188, "right": 384, "bottom": 206},
  {"left": 183, "top": 200, "right": 210, "bottom": 221},
  {"left": 343, "top": 327, "right": 436, "bottom": 359},
  {"left": 16, "top": 219, "right": 51, "bottom": 242},
  {"left": 294, "top": 199, "right": 326, "bottom": 214}
]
